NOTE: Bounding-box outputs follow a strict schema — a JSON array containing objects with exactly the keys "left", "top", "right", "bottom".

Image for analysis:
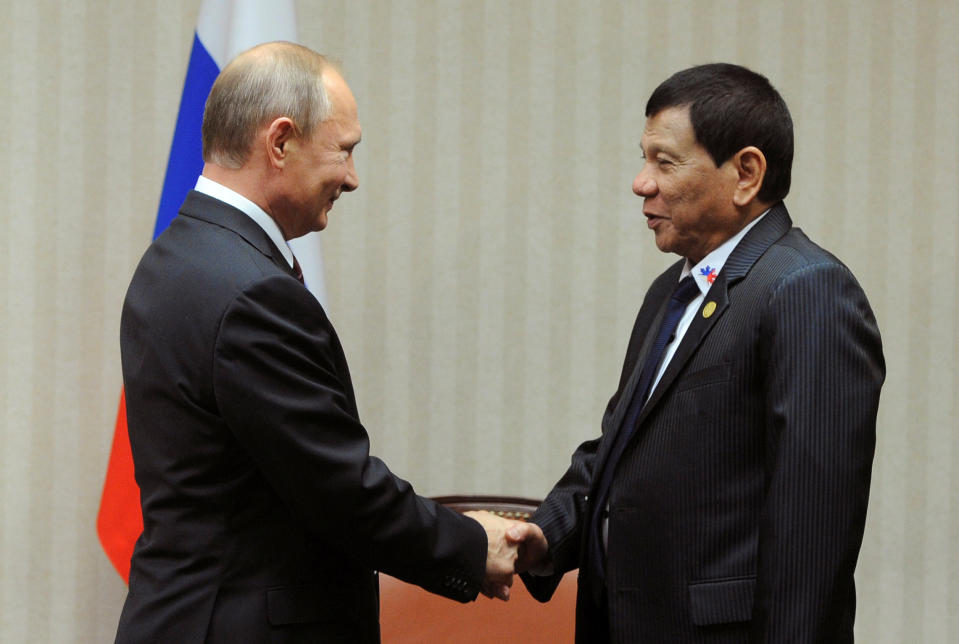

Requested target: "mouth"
[{"left": 645, "top": 212, "right": 667, "bottom": 229}]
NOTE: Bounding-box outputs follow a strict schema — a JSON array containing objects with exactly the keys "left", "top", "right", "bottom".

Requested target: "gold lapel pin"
[{"left": 703, "top": 301, "right": 717, "bottom": 318}]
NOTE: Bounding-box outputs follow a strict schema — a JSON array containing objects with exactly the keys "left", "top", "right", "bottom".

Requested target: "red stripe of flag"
[{"left": 96, "top": 391, "right": 140, "bottom": 582}]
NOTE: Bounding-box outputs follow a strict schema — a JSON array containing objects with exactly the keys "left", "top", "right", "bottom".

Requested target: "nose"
[
  {"left": 632, "top": 164, "right": 656, "bottom": 197},
  {"left": 343, "top": 156, "right": 359, "bottom": 192}
]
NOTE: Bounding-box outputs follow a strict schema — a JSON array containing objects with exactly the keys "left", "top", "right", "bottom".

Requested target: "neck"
[
  {"left": 202, "top": 162, "right": 278, "bottom": 219},
  {"left": 201, "top": 163, "right": 294, "bottom": 239},
  {"left": 202, "top": 163, "right": 254, "bottom": 197},
  {"left": 741, "top": 200, "right": 774, "bottom": 224}
]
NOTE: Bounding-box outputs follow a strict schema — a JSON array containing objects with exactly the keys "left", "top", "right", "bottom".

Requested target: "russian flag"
[{"left": 97, "top": 0, "right": 327, "bottom": 582}]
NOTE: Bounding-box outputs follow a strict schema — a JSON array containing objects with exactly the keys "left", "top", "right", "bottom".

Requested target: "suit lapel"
[
  {"left": 602, "top": 264, "right": 682, "bottom": 437},
  {"left": 635, "top": 204, "right": 794, "bottom": 426},
  {"left": 590, "top": 204, "right": 793, "bottom": 497},
  {"left": 639, "top": 274, "right": 730, "bottom": 417},
  {"left": 721, "top": 203, "right": 792, "bottom": 284}
]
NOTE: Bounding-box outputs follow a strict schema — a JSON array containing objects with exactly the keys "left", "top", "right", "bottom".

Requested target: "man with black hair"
[{"left": 512, "top": 63, "right": 885, "bottom": 643}]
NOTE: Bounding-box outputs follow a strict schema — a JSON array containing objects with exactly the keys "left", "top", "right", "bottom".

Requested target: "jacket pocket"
[
  {"left": 675, "top": 362, "right": 732, "bottom": 393},
  {"left": 266, "top": 583, "right": 360, "bottom": 626},
  {"left": 688, "top": 576, "right": 755, "bottom": 626}
]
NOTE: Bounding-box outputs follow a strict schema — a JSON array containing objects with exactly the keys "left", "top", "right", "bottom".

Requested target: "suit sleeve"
[
  {"left": 211, "top": 275, "right": 487, "bottom": 602},
  {"left": 521, "top": 273, "right": 673, "bottom": 602},
  {"left": 521, "top": 435, "right": 600, "bottom": 601},
  {"left": 752, "top": 262, "right": 884, "bottom": 641},
  {"left": 522, "top": 316, "right": 645, "bottom": 600}
]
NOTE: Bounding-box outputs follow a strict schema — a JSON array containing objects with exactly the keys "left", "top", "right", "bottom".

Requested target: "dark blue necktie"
[{"left": 584, "top": 275, "right": 700, "bottom": 602}]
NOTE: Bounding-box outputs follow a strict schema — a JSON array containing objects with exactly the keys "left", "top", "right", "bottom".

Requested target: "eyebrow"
[{"left": 644, "top": 141, "right": 678, "bottom": 158}]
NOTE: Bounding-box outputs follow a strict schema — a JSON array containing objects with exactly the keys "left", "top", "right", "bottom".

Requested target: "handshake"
[{"left": 464, "top": 510, "right": 550, "bottom": 601}]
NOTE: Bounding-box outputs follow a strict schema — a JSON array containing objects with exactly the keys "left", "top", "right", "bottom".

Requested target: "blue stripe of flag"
[{"left": 152, "top": 33, "right": 220, "bottom": 241}]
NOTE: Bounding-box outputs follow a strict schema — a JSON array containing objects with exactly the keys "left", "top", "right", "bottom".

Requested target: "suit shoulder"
[
  {"left": 752, "top": 227, "right": 864, "bottom": 288},
  {"left": 768, "top": 227, "right": 847, "bottom": 270},
  {"left": 123, "top": 215, "right": 303, "bottom": 337},
  {"left": 144, "top": 216, "right": 285, "bottom": 292}
]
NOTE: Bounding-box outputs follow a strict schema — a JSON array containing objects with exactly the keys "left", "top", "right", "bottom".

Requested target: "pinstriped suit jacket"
[{"left": 523, "top": 204, "right": 885, "bottom": 643}]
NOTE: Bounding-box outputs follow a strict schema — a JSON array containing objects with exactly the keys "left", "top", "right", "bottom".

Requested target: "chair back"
[{"left": 378, "top": 496, "right": 577, "bottom": 643}]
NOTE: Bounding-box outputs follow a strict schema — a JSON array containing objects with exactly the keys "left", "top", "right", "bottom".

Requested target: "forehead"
[
  {"left": 323, "top": 72, "right": 362, "bottom": 143},
  {"left": 641, "top": 105, "right": 697, "bottom": 152}
]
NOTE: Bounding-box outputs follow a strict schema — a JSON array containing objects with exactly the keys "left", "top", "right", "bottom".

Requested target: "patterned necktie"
[
  {"left": 291, "top": 255, "right": 305, "bottom": 284},
  {"left": 584, "top": 275, "right": 700, "bottom": 602}
]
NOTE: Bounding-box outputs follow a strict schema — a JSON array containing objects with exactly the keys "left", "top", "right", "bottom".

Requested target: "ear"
[
  {"left": 731, "top": 146, "right": 767, "bottom": 207},
  {"left": 264, "top": 117, "right": 298, "bottom": 169}
]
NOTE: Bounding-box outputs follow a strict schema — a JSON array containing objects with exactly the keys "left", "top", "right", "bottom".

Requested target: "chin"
[
  {"left": 653, "top": 235, "right": 674, "bottom": 255},
  {"left": 313, "top": 213, "right": 329, "bottom": 232}
]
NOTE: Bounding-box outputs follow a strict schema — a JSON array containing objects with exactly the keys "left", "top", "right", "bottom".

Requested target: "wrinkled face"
[
  {"left": 632, "top": 106, "right": 741, "bottom": 264},
  {"left": 277, "top": 71, "right": 361, "bottom": 238}
]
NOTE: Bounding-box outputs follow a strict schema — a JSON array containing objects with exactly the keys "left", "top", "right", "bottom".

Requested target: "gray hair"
[{"left": 202, "top": 42, "right": 334, "bottom": 168}]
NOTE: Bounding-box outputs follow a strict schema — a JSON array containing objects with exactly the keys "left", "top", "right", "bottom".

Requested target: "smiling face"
[
  {"left": 632, "top": 106, "right": 743, "bottom": 264},
  {"left": 271, "top": 69, "right": 362, "bottom": 238}
]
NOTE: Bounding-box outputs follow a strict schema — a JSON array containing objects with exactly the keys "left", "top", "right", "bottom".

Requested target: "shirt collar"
[
  {"left": 194, "top": 175, "right": 294, "bottom": 268},
  {"left": 681, "top": 209, "right": 770, "bottom": 294}
]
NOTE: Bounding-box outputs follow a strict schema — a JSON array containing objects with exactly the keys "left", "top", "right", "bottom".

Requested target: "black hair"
[{"left": 645, "top": 63, "right": 793, "bottom": 204}]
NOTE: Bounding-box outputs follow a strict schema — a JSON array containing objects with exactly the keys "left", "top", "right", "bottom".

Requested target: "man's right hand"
[{"left": 463, "top": 510, "right": 519, "bottom": 601}]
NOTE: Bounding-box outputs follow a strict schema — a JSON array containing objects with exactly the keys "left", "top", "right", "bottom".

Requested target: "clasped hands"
[{"left": 464, "top": 510, "right": 549, "bottom": 601}]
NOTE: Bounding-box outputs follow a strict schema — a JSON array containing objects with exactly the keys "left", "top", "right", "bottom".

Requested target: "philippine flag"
[{"left": 96, "top": 0, "right": 327, "bottom": 582}]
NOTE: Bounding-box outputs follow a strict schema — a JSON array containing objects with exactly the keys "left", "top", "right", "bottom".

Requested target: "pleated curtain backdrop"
[{"left": 1, "top": 1, "right": 956, "bottom": 641}]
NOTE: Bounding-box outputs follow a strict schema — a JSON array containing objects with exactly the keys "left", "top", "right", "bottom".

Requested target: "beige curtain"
[{"left": 1, "top": 1, "right": 956, "bottom": 640}]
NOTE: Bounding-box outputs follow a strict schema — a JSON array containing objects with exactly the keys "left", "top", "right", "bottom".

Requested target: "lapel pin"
[{"left": 703, "top": 301, "right": 717, "bottom": 318}]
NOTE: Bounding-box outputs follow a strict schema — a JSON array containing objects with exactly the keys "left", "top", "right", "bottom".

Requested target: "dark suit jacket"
[
  {"left": 115, "top": 191, "right": 487, "bottom": 643},
  {"left": 523, "top": 204, "right": 885, "bottom": 643}
]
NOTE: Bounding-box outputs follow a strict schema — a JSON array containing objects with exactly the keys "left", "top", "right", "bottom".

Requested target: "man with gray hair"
[{"left": 115, "top": 42, "right": 517, "bottom": 643}]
